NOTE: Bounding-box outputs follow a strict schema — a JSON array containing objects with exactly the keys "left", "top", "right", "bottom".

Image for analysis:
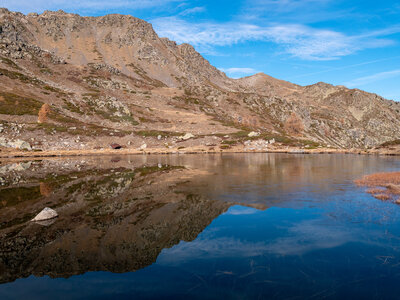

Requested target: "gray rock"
[{"left": 0, "top": 138, "right": 31, "bottom": 150}]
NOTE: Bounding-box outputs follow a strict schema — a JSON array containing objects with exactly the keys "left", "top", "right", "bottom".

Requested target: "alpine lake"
[{"left": 1, "top": 153, "right": 400, "bottom": 299}]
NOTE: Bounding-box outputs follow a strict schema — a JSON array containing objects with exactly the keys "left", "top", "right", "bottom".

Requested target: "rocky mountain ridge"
[{"left": 0, "top": 7, "right": 399, "bottom": 152}]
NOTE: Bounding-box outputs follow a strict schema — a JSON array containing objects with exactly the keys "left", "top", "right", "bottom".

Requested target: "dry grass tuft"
[
  {"left": 373, "top": 194, "right": 391, "bottom": 201},
  {"left": 355, "top": 172, "right": 400, "bottom": 187},
  {"left": 366, "top": 188, "right": 386, "bottom": 195},
  {"left": 355, "top": 172, "right": 400, "bottom": 202}
]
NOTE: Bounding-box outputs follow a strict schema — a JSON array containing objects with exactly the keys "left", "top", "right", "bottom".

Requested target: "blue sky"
[{"left": 1, "top": 0, "right": 400, "bottom": 100}]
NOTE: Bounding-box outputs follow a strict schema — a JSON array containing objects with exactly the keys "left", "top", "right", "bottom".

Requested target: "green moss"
[
  {"left": 0, "top": 68, "right": 43, "bottom": 85},
  {"left": 0, "top": 92, "right": 43, "bottom": 115},
  {"left": 219, "top": 145, "right": 231, "bottom": 149},
  {"left": 63, "top": 99, "right": 84, "bottom": 114},
  {"left": 221, "top": 140, "right": 237, "bottom": 145},
  {"left": 172, "top": 95, "right": 200, "bottom": 105},
  {"left": 134, "top": 130, "right": 183, "bottom": 137},
  {"left": 0, "top": 186, "right": 42, "bottom": 208},
  {"left": 379, "top": 139, "right": 400, "bottom": 148},
  {"left": 40, "top": 68, "right": 53, "bottom": 75},
  {"left": 136, "top": 165, "right": 184, "bottom": 176},
  {"left": 0, "top": 56, "right": 21, "bottom": 70}
]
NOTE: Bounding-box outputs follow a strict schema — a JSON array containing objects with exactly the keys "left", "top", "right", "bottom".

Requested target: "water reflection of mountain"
[
  {"left": 0, "top": 154, "right": 398, "bottom": 284},
  {"left": 0, "top": 158, "right": 265, "bottom": 284}
]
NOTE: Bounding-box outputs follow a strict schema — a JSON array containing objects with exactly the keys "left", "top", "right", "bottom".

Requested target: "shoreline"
[{"left": 1, "top": 146, "right": 395, "bottom": 159}]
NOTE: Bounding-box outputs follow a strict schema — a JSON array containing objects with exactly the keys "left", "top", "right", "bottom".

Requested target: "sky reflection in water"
[{"left": 1, "top": 154, "right": 400, "bottom": 299}]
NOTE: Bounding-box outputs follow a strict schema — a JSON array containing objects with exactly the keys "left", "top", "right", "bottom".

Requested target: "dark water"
[{"left": 1, "top": 154, "right": 400, "bottom": 299}]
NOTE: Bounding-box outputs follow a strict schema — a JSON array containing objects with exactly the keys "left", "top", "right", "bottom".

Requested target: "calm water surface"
[{"left": 1, "top": 154, "right": 400, "bottom": 299}]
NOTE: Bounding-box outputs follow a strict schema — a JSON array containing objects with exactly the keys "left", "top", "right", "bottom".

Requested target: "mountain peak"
[{"left": 0, "top": 8, "right": 399, "bottom": 152}]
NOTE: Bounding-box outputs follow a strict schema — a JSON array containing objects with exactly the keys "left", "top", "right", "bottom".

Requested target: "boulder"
[
  {"left": 140, "top": 144, "right": 147, "bottom": 150},
  {"left": 0, "top": 138, "right": 32, "bottom": 150},
  {"left": 31, "top": 207, "right": 58, "bottom": 222},
  {"left": 248, "top": 131, "right": 260, "bottom": 137},
  {"left": 179, "top": 133, "right": 195, "bottom": 141}
]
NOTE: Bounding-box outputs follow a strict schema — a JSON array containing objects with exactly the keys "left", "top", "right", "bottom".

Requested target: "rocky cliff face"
[{"left": 0, "top": 7, "right": 399, "bottom": 150}]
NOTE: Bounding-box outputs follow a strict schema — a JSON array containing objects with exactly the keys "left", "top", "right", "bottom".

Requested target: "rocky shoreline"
[{"left": 1, "top": 145, "right": 396, "bottom": 159}]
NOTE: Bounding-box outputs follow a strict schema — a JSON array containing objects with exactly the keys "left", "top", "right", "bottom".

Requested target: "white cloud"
[
  {"left": 156, "top": 219, "right": 364, "bottom": 264},
  {"left": 152, "top": 17, "right": 397, "bottom": 60},
  {"left": 244, "top": 0, "right": 332, "bottom": 13},
  {"left": 224, "top": 206, "right": 259, "bottom": 215},
  {"left": 219, "top": 67, "right": 258, "bottom": 75},
  {"left": 345, "top": 69, "right": 400, "bottom": 87},
  {"left": 0, "top": 0, "right": 183, "bottom": 14},
  {"left": 179, "top": 6, "right": 206, "bottom": 16}
]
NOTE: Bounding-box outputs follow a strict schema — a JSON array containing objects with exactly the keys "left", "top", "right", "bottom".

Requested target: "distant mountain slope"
[{"left": 0, "top": 7, "right": 399, "bottom": 151}]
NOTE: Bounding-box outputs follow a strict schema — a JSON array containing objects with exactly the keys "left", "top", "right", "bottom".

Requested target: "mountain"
[{"left": 0, "top": 7, "right": 399, "bottom": 153}]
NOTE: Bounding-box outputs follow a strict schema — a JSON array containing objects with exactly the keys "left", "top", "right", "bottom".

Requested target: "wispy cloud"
[
  {"left": 179, "top": 6, "right": 206, "bottom": 16},
  {"left": 244, "top": 0, "right": 333, "bottom": 13},
  {"left": 152, "top": 16, "right": 397, "bottom": 60},
  {"left": 219, "top": 67, "right": 258, "bottom": 77},
  {"left": 289, "top": 55, "right": 400, "bottom": 79},
  {"left": 345, "top": 69, "right": 400, "bottom": 87},
  {"left": 238, "top": 0, "right": 353, "bottom": 23},
  {"left": 1, "top": 0, "right": 184, "bottom": 14}
]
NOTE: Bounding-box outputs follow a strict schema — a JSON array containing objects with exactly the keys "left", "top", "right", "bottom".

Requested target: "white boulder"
[
  {"left": 32, "top": 207, "right": 58, "bottom": 222},
  {"left": 248, "top": 131, "right": 260, "bottom": 138},
  {"left": 179, "top": 133, "right": 195, "bottom": 141}
]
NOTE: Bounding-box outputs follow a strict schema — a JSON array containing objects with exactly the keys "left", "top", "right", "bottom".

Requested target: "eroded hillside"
[{"left": 0, "top": 8, "right": 399, "bottom": 153}]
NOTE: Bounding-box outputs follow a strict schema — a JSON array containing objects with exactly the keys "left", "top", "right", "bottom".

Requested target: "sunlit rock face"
[{"left": 0, "top": 8, "right": 400, "bottom": 151}]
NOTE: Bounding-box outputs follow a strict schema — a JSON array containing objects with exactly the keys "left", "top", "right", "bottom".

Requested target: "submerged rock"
[{"left": 31, "top": 207, "right": 58, "bottom": 222}]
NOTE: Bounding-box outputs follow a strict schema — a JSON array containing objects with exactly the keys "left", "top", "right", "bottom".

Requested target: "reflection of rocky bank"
[{"left": 0, "top": 159, "right": 238, "bottom": 284}]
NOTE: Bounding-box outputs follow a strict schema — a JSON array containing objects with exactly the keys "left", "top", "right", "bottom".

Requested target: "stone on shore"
[
  {"left": 0, "top": 137, "right": 32, "bottom": 151},
  {"left": 179, "top": 133, "right": 195, "bottom": 140},
  {"left": 248, "top": 131, "right": 260, "bottom": 137},
  {"left": 31, "top": 207, "right": 58, "bottom": 222}
]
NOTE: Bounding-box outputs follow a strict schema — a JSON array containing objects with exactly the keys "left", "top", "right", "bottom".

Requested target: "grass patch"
[
  {"left": 219, "top": 145, "right": 231, "bottom": 149},
  {"left": 221, "top": 140, "right": 237, "bottom": 145},
  {"left": 0, "top": 56, "right": 21, "bottom": 70},
  {"left": 0, "top": 185, "right": 42, "bottom": 208},
  {"left": 0, "top": 92, "right": 43, "bottom": 115},
  {"left": 136, "top": 165, "right": 184, "bottom": 176},
  {"left": 0, "top": 68, "right": 43, "bottom": 85},
  {"left": 379, "top": 139, "right": 400, "bottom": 148},
  {"left": 134, "top": 130, "right": 183, "bottom": 137},
  {"left": 355, "top": 172, "right": 400, "bottom": 202}
]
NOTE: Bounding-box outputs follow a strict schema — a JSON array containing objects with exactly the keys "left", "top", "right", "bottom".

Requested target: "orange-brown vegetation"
[
  {"left": 374, "top": 194, "right": 391, "bottom": 201},
  {"left": 39, "top": 182, "right": 52, "bottom": 197},
  {"left": 355, "top": 172, "right": 400, "bottom": 201},
  {"left": 284, "top": 113, "right": 304, "bottom": 136},
  {"left": 38, "top": 103, "right": 51, "bottom": 123},
  {"left": 355, "top": 172, "right": 400, "bottom": 187}
]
